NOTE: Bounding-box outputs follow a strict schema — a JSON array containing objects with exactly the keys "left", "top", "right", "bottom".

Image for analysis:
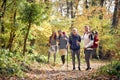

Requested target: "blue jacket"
[{"left": 69, "top": 34, "right": 81, "bottom": 51}]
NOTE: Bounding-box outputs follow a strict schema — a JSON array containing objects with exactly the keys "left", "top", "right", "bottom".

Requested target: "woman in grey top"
[
  {"left": 58, "top": 30, "right": 68, "bottom": 65},
  {"left": 48, "top": 31, "right": 57, "bottom": 65}
]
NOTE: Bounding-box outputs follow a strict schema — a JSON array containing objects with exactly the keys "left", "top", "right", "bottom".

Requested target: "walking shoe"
[
  {"left": 73, "top": 68, "right": 75, "bottom": 70},
  {"left": 78, "top": 67, "right": 81, "bottom": 71},
  {"left": 86, "top": 67, "right": 91, "bottom": 71}
]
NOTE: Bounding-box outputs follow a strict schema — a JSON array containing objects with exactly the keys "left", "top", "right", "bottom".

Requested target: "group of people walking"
[{"left": 48, "top": 26, "right": 99, "bottom": 71}]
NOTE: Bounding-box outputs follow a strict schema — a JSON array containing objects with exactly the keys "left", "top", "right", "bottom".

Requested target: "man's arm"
[
  {"left": 77, "top": 35, "right": 81, "bottom": 44},
  {"left": 78, "top": 35, "right": 81, "bottom": 42},
  {"left": 69, "top": 36, "right": 72, "bottom": 45}
]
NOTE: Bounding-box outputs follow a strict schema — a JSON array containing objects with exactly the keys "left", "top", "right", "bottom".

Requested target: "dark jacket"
[{"left": 69, "top": 34, "right": 81, "bottom": 51}]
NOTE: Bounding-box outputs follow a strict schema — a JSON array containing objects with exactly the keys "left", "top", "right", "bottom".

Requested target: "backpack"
[
  {"left": 83, "top": 32, "right": 94, "bottom": 48},
  {"left": 84, "top": 32, "right": 99, "bottom": 48}
]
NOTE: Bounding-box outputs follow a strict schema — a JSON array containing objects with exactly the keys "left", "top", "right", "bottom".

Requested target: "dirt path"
[{"left": 26, "top": 60, "right": 108, "bottom": 80}]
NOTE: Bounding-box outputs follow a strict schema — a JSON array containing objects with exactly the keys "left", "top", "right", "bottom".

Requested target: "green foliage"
[
  {"left": 0, "top": 49, "right": 25, "bottom": 77},
  {"left": 98, "top": 61, "right": 120, "bottom": 78},
  {"left": 0, "top": 49, "right": 48, "bottom": 78},
  {"left": 34, "top": 55, "right": 47, "bottom": 63},
  {"left": 20, "top": 2, "right": 47, "bottom": 25},
  {"left": 74, "top": 11, "right": 120, "bottom": 58}
]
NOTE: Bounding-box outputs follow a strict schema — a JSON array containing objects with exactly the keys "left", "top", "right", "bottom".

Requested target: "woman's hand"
[{"left": 64, "top": 37, "right": 67, "bottom": 40}]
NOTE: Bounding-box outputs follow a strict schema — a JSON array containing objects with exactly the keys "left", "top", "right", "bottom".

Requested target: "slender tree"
[
  {"left": 7, "top": 9, "right": 16, "bottom": 51},
  {"left": 20, "top": 2, "right": 48, "bottom": 55},
  {"left": 0, "top": 0, "right": 7, "bottom": 33},
  {"left": 100, "top": 0, "right": 104, "bottom": 7},
  {"left": 74, "top": 0, "right": 80, "bottom": 16},
  {"left": 59, "top": 0, "right": 63, "bottom": 16},
  {"left": 112, "top": 0, "right": 119, "bottom": 27},
  {"left": 7, "top": 0, "right": 18, "bottom": 51},
  {"left": 70, "top": 1, "right": 74, "bottom": 29},
  {"left": 69, "top": 0, "right": 80, "bottom": 29},
  {"left": 0, "top": 0, "right": 18, "bottom": 49},
  {"left": 117, "top": 0, "right": 120, "bottom": 26},
  {"left": 85, "top": 0, "right": 89, "bottom": 9}
]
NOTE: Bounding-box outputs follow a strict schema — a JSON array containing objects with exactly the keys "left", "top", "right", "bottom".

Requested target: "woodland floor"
[{"left": 25, "top": 60, "right": 109, "bottom": 80}]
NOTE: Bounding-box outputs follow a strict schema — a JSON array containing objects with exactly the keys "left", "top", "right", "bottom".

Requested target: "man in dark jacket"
[{"left": 69, "top": 28, "right": 81, "bottom": 70}]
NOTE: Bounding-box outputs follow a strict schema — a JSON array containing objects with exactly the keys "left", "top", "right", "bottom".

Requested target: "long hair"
[
  {"left": 49, "top": 32, "right": 57, "bottom": 44},
  {"left": 51, "top": 32, "right": 57, "bottom": 40}
]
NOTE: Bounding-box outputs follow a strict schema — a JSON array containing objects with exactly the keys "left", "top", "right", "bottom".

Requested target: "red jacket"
[{"left": 91, "top": 35, "right": 99, "bottom": 48}]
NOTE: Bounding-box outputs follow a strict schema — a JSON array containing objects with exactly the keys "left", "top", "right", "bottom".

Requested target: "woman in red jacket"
[{"left": 92, "top": 31, "right": 99, "bottom": 59}]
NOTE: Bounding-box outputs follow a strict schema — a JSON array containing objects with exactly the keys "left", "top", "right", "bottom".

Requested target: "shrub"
[
  {"left": 0, "top": 49, "right": 24, "bottom": 77},
  {"left": 98, "top": 61, "right": 120, "bottom": 78},
  {"left": 34, "top": 55, "right": 47, "bottom": 63}
]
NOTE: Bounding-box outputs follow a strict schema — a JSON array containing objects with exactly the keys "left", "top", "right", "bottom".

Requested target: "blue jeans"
[{"left": 84, "top": 50, "right": 93, "bottom": 68}]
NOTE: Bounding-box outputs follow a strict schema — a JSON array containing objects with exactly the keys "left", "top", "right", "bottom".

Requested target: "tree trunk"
[
  {"left": 69, "top": 0, "right": 80, "bottom": 29},
  {"left": 0, "top": 0, "right": 7, "bottom": 49},
  {"left": 117, "top": 1, "right": 120, "bottom": 26},
  {"left": 7, "top": 30, "right": 15, "bottom": 51},
  {"left": 70, "top": 1, "right": 74, "bottom": 17},
  {"left": 7, "top": 9, "right": 16, "bottom": 51},
  {"left": 0, "top": 0, "right": 7, "bottom": 33},
  {"left": 70, "top": 1, "right": 74, "bottom": 29},
  {"left": 74, "top": 0, "right": 80, "bottom": 16},
  {"left": 66, "top": 0, "right": 69, "bottom": 17},
  {"left": 112, "top": 0, "right": 119, "bottom": 27},
  {"left": 85, "top": 0, "right": 89, "bottom": 9},
  {"left": 100, "top": 0, "right": 104, "bottom": 7},
  {"left": 59, "top": 0, "right": 63, "bottom": 16},
  {"left": 1, "top": 0, "right": 7, "bottom": 17},
  {"left": 23, "top": 22, "right": 31, "bottom": 55}
]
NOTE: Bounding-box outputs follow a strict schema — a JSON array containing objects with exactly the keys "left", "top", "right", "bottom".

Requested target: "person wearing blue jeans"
[
  {"left": 69, "top": 28, "right": 81, "bottom": 70},
  {"left": 83, "top": 26, "right": 94, "bottom": 70}
]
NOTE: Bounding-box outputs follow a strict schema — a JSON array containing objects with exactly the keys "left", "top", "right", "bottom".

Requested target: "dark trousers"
[
  {"left": 84, "top": 50, "right": 93, "bottom": 68},
  {"left": 71, "top": 50, "right": 80, "bottom": 68},
  {"left": 92, "top": 48, "right": 98, "bottom": 59},
  {"left": 61, "top": 55, "right": 65, "bottom": 64}
]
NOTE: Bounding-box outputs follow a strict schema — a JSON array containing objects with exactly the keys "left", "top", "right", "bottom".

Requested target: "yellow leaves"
[
  {"left": 82, "top": 6, "right": 111, "bottom": 20},
  {"left": 32, "top": 21, "right": 52, "bottom": 38},
  {"left": 41, "top": 21, "right": 52, "bottom": 37},
  {"left": 101, "top": 34, "right": 112, "bottom": 41}
]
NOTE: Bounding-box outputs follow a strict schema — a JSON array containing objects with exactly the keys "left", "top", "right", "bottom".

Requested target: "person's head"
[
  {"left": 94, "top": 31, "right": 98, "bottom": 36},
  {"left": 72, "top": 28, "right": 78, "bottom": 35},
  {"left": 84, "top": 26, "right": 90, "bottom": 32},
  {"left": 52, "top": 31, "right": 57, "bottom": 39},
  {"left": 58, "top": 30, "right": 62, "bottom": 35}
]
